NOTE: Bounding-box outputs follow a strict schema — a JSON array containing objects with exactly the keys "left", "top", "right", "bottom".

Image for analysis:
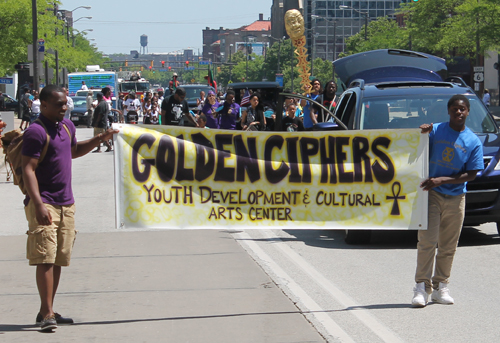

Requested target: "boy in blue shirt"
[{"left": 412, "top": 94, "right": 483, "bottom": 307}]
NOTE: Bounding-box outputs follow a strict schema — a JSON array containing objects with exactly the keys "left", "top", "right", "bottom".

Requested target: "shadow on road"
[{"left": 257, "top": 226, "right": 500, "bottom": 250}]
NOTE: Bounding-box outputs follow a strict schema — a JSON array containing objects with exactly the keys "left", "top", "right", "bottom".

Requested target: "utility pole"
[{"left": 32, "top": 0, "right": 39, "bottom": 91}]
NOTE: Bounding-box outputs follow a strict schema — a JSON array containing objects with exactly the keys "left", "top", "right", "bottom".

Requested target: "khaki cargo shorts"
[
  {"left": 93, "top": 127, "right": 106, "bottom": 137},
  {"left": 25, "top": 202, "right": 77, "bottom": 266}
]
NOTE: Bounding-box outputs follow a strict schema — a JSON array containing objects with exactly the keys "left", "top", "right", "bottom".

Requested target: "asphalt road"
[{"left": 1, "top": 126, "right": 499, "bottom": 342}]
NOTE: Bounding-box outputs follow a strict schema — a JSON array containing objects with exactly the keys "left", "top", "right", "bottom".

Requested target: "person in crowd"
[
  {"left": 149, "top": 101, "right": 160, "bottom": 125},
  {"left": 62, "top": 88, "right": 74, "bottom": 121},
  {"left": 22, "top": 85, "right": 118, "bottom": 331},
  {"left": 196, "top": 113, "right": 208, "bottom": 128},
  {"left": 482, "top": 88, "right": 490, "bottom": 108},
  {"left": 282, "top": 102, "right": 304, "bottom": 132},
  {"left": 30, "top": 91, "right": 41, "bottom": 123},
  {"left": 86, "top": 91, "right": 94, "bottom": 128},
  {"left": 19, "top": 88, "right": 32, "bottom": 130},
  {"left": 218, "top": 89, "right": 240, "bottom": 130},
  {"left": 123, "top": 91, "right": 141, "bottom": 124},
  {"left": 80, "top": 81, "right": 88, "bottom": 91},
  {"left": 240, "top": 93, "right": 265, "bottom": 131},
  {"left": 117, "top": 93, "right": 124, "bottom": 123},
  {"left": 142, "top": 91, "right": 152, "bottom": 113},
  {"left": 161, "top": 87, "right": 198, "bottom": 127},
  {"left": 196, "top": 90, "right": 206, "bottom": 114},
  {"left": 157, "top": 89, "right": 164, "bottom": 108},
  {"left": 91, "top": 92, "right": 113, "bottom": 153},
  {"left": 143, "top": 98, "right": 152, "bottom": 124},
  {"left": 412, "top": 94, "right": 483, "bottom": 308},
  {"left": 168, "top": 73, "right": 179, "bottom": 95},
  {"left": 300, "top": 79, "right": 322, "bottom": 130},
  {"left": 200, "top": 91, "right": 220, "bottom": 129},
  {"left": 312, "top": 80, "right": 338, "bottom": 123}
]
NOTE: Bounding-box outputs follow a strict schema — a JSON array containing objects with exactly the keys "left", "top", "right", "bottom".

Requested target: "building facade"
[{"left": 304, "top": 0, "right": 407, "bottom": 61}]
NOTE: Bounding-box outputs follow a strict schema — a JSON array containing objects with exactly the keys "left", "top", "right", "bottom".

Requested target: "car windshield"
[
  {"left": 73, "top": 99, "right": 87, "bottom": 107},
  {"left": 136, "top": 82, "right": 150, "bottom": 91},
  {"left": 182, "top": 87, "right": 214, "bottom": 101},
  {"left": 360, "top": 94, "right": 497, "bottom": 134}
]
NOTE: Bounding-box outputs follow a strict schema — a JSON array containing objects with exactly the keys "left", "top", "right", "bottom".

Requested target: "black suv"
[
  {"left": 332, "top": 49, "right": 500, "bottom": 244},
  {"left": 177, "top": 84, "right": 216, "bottom": 113}
]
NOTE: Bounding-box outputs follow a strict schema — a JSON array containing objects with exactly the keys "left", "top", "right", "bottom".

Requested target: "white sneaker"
[
  {"left": 412, "top": 282, "right": 429, "bottom": 307},
  {"left": 431, "top": 282, "right": 454, "bottom": 304}
]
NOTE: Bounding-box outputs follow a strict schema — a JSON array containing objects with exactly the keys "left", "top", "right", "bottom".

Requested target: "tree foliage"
[
  {"left": 0, "top": 0, "right": 108, "bottom": 81},
  {"left": 340, "top": 0, "right": 500, "bottom": 60}
]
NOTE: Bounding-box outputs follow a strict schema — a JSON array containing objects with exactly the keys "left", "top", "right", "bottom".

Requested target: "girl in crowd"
[
  {"left": 196, "top": 90, "right": 206, "bottom": 114},
  {"left": 241, "top": 93, "right": 266, "bottom": 131},
  {"left": 149, "top": 101, "right": 160, "bottom": 125},
  {"left": 200, "top": 91, "right": 220, "bottom": 129},
  {"left": 143, "top": 98, "right": 152, "bottom": 124}
]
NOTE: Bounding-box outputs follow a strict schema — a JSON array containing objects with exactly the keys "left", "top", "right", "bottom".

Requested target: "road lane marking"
[
  {"left": 258, "top": 229, "right": 404, "bottom": 343},
  {"left": 234, "top": 231, "right": 355, "bottom": 343}
]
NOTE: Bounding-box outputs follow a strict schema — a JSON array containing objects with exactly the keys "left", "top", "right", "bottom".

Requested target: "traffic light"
[
  {"left": 141, "top": 66, "right": 144, "bottom": 71},
  {"left": 161, "top": 60, "right": 165, "bottom": 67},
  {"left": 150, "top": 60, "right": 154, "bottom": 68},
  {"left": 217, "top": 67, "right": 221, "bottom": 72},
  {"left": 168, "top": 66, "right": 171, "bottom": 71},
  {"left": 185, "top": 61, "right": 189, "bottom": 66},
  {"left": 149, "top": 66, "right": 152, "bottom": 70},
  {"left": 125, "top": 60, "right": 128, "bottom": 67}
]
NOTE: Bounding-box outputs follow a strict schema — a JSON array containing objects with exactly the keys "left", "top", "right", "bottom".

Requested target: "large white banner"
[{"left": 113, "top": 124, "right": 428, "bottom": 230}]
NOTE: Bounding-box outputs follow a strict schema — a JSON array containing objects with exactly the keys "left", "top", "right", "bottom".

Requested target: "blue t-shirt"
[
  {"left": 302, "top": 93, "right": 320, "bottom": 129},
  {"left": 428, "top": 122, "right": 483, "bottom": 195}
]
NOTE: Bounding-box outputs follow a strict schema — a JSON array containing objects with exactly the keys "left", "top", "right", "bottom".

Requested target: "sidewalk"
[{"left": 0, "top": 230, "right": 325, "bottom": 342}]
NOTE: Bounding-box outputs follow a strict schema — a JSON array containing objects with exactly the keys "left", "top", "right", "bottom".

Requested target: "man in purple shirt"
[
  {"left": 22, "top": 85, "right": 118, "bottom": 332},
  {"left": 218, "top": 90, "right": 240, "bottom": 130}
]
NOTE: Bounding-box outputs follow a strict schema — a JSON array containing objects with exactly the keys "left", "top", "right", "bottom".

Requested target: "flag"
[
  {"left": 207, "top": 64, "right": 216, "bottom": 92},
  {"left": 240, "top": 89, "right": 250, "bottom": 106}
]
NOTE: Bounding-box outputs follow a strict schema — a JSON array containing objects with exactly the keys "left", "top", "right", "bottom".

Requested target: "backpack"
[{"left": 1, "top": 119, "right": 70, "bottom": 195}]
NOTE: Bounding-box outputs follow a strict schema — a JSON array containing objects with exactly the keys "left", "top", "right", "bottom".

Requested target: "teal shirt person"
[{"left": 428, "top": 122, "right": 483, "bottom": 195}]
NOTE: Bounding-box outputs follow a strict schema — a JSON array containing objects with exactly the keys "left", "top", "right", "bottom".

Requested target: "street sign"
[
  {"left": 474, "top": 72, "right": 484, "bottom": 82},
  {"left": 184, "top": 67, "right": 195, "bottom": 70},
  {"left": 38, "top": 38, "right": 45, "bottom": 53},
  {"left": 199, "top": 61, "right": 212, "bottom": 65},
  {"left": 0, "top": 78, "right": 13, "bottom": 84},
  {"left": 473, "top": 66, "right": 484, "bottom": 72}
]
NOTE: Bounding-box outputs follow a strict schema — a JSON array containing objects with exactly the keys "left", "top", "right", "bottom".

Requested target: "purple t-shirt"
[
  {"left": 219, "top": 102, "right": 241, "bottom": 130},
  {"left": 22, "top": 114, "right": 77, "bottom": 206},
  {"left": 201, "top": 101, "right": 220, "bottom": 129}
]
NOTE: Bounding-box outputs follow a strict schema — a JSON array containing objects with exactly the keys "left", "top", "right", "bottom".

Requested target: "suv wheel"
[{"left": 345, "top": 230, "right": 371, "bottom": 245}]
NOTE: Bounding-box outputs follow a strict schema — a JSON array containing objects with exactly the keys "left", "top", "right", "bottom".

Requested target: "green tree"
[{"left": 0, "top": 0, "right": 109, "bottom": 82}]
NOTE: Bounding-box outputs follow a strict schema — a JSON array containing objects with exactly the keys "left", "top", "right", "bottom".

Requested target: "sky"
[{"left": 60, "top": 0, "right": 272, "bottom": 55}]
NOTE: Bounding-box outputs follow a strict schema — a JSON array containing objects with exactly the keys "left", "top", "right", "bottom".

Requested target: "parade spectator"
[
  {"left": 218, "top": 89, "right": 240, "bottom": 130},
  {"left": 80, "top": 81, "right": 88, "bottom": 91},
  {"left": 143, "top": 98, "right": 152, "bottom": 124},
  {"left": 161, "top": 87, "right": 198, "bottom": 127},
  {"left": 282, "top": 102, "right": 304, "bottom": 132},
  {"left": 196, "top": 90, "right": 206, "bottom": 114},
  {"left": 482, "top": 88, "right": 490, "bottom": 108},
  {"left": 313, "top": 80, "right": 337, "bottom": 123},
  {"left": 150, "top": 102, "right": 160, "bottom": 125},
  {"left": 22, "top": 85, "right": 118, "bottom": 331},
  {"left": 168, "top": 73, "right": 179, "bottom": 95},
  {"left": 196, "top": 113, "right": 208, "bottom": 128},
  {"left": 300, "top": 79, "right": 322, "bottom": 129},
  {"left": 91, "top": 92, "right": 113, "bottom": 153},
  {"left": 157, "top": 90, "right": 164, "bottom": 108},
  {"left": 30, "top": 91, "right": 41, "bottom": 123},
  {"left": 62, "top": 87, "right": 74, "bottom": 120},
  {"left": 123, "top": 91, "right": 141, "bottom": 124},
  {"left": 241, "top": 93, "right": 265, "bottom": 131},
  {"left": 200, "top": 91, "right": 220, "bottom": 129},
  {"left": 412, "top": 94, "right": 483, "bottom": 307},
  {"left": 19, "top": 88, "right": 32, "bottom": 130},
  {"left": 86, "top": 91, "right": 94, "bottom": 127},
  {"left": 117, "top": 94, "right": 124, "bottom": 123}
]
